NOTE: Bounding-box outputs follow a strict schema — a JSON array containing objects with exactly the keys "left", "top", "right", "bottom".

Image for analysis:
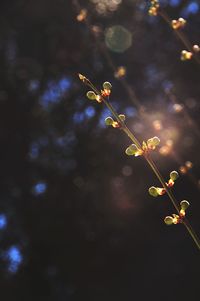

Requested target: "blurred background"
[{"left": 0, "top": 0, "right": 200, "bottom": 300}]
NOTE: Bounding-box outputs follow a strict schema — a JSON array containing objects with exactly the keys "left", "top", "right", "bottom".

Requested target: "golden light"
[
  {"left": 76, "top": 9, "right": 87, "bottom": 22},
  {"left": 162, "top": 127, "right": 179, "bottom": 141},
  {"left": 179, "top": 166, "right": 187, "bottom": 174},
  {"left": 173, "top": 103, "right": 184, "bottom": 113},
  {"left": 114, "top": 66, "right": 126, "bottom": 78},
  {"left": 185, "top": 161, "right": 193, "bottom": 169},
  {"left": 166, "top": 139, "right": 173, "bottom": 147},
  {"left": 153, "top": 119, "right": 163, "bottom": 131},
  {"left": 179, "top": 161, "right": 193, "bottom": 175},
  {"left": 90, "top": 0, "right": 122, "bottom": 15},
  {"left": 159, "top": 145, "right": 171, "bottom": 156}
]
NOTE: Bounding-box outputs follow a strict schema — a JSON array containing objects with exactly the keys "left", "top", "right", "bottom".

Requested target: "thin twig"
[
  {"left": 79, "top": 74, "right": 200, "bottom": 250},
  {"left": 158, "top": 9, "right": 200, "bottom": 65}
]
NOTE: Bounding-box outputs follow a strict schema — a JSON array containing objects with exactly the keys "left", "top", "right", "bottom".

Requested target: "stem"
[
  {"left": 146, "top": 155, "right": 200, "bottom": 250},
  {"left": 79, "top": 74, "right": 200, "bottom": 250},
  {"left": 145, "top": 155, "right": 180, "bottom": 213},
  {"left": 158, "top": 10, "right": 200, "bottom": 65},
  {"left": 183, "top": 218, "right": 200, "bottom": 250},
  {"left": 103, "top": 100, "right": 142, "bottom": 149},
  {"left": 80, "top": 75, "right": 141, "bottom": 148}
]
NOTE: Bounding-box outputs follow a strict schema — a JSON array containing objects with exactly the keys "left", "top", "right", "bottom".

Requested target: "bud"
[
  {"left": 148, "top": 1, "right": 159, "bottom": 16},
  {"left": 164, "top": 216, "right": 174, "bottom": 225},
  {"left": 96, "top": 95, "right": 102, "bottom": 103},
  {"left": 178, "top": 18, "right": 186, "bottom": 27},
  {"left": 112, "top": 121, "right": 120, "bottom": 128},
  {"left": 142, "top": 141, "right": 147, "bottom": 151},
  {"left": 149, "top": 186, "right": 159, "bottom": 197},
  {"left": 119, "top": 114, "right": 126, "bottom": 122},
  {"left": 103, "top": 81, "right": 112, "bottom": 90},
  {"left": 170, "top": 171, "right": 179, "bottom": 181},
  {"left": 179, "top": 209, "right": 185, "bottom": 218},
  {"left": 172, "top": 214, "right": 180, "bottom": 224},
  {"left": 146, "top": 139, "right": 153, "bottom": 148},
  {"left": 180, "top": 200, "right": 190, "bottom": 210},
  {"left": 152, "top": 136, "right": 160, "bottom": 145},
  {"left": 156, "top": 187, "right": 166, "bottom": 195},
  {"left": 171, "top": 20, "right": 178, "bottom": 29},
  {"left": 193, "top": 44, "right": 200, "bottom": 53},
  {"left": 147, "top": 136, "right": 160, "bottom": 149},
  {"left": 148, "top": 7, "right": 157, "bottom": 16},
  {"left": 101, "top": 89, "right": 111, "bottom": 97},
  {"left": 86, "top": 91, "right": 96, "bottom": 100},
  {"left": 167, "top": 178, "right": 174, "bottom": 188},
  {"left": 78, "top": 73, "right": 86, "bottom": 81},
  {"left": 172, "top": 18, "right": 186, "bottom": 29},
  {"left": 181, "top": 50, "right": 193, "bottom": 61},
  {"left": 125, "top": 144, "right": 138, "bottom": 156},
  {"left": 105, "top": 116, "right": 114, "bottom": 126}
]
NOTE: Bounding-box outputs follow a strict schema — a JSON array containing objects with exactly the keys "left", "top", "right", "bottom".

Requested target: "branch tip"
[{"left": 78, "top": 73, "right": 85, "bottom": 81}]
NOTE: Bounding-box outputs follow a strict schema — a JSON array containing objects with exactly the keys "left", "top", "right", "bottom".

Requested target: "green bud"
[
  {"left": 180, "top": 200, "right": 190, "bottom": 210},
  {"left": 164, "top": 216, "right": 174, "bottom": 225},
  {"left": 152, "top": 136, "right": 160, "bottom": 146},
  {"left": 125, "top": 144, "right": 138, "bottom": 156},
  {"left": 147, "top": 136, "right": 160, "bottom": 149},
  {"left": 119, "top": 114, "right": 125, "bottom": 122},
  {"left": 86, "top": 91, "right": 96, "bottom": 100},
  {"left": 103, "top": 81, "right": 112, "bottom": 90},
  {"left": 170, "top": 171, "right": 179, "bottom": 181},
  {"left": 148, "top": 186, "right": 159, "bottom": 197},
  {"left": 142, "top": 141, "right": 147, "bottom": 149},
  {"left": 105, "top": 116, "right": 114, "bottom": 126}
]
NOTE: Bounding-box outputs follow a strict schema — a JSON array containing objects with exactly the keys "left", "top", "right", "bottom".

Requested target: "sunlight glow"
[
  {"left": 90, "top": 0, "right": 122, "bottom": 14},
  {"left": 105, "top": 25, "right": 132, "bottom": 53}
]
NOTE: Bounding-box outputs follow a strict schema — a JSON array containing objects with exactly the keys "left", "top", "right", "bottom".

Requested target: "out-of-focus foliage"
[{"left": 0, "top": 0, "right": 200, "bottom": 300}]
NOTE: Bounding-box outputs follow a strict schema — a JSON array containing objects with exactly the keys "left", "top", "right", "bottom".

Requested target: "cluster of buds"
[
  {"left": 125, "top": 136, "right": 160, "bottom": 158},
  {"left": 148, "top": 0, "right": 159, "bottom": 16},
  {"left": 164, "top": 200, "right": 190, "bottom": 225},
  {"left": 86, "top": 81, "right": 112, "bottom": 103},
  {"left": 125, "top": 136, "right": 160, "bottom": 157},
  {"left": 181, "top": 45, "right": 200, "bottom": 62},
  {"left": 146, "top": 136, "right": 160, "bottom": 150},
  {"left": 149, "top": 170, "right": 179, "bottom": 197},
  {"left": 171, "top": 18, "right": 186, "bottom": 30},
  {"left": 181, "top": 50, "right": 193, "bottom": 61},
  {"left": 105, "top": 114, "right": 125, "bottom": 128}
]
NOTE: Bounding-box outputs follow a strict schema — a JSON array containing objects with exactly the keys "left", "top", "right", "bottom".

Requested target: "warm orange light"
[
  {"left": 114, "top": 66, "right": 126, "bottom": 78},
  {"left": 153, "top": 119, "right": 162, "bottom": 131},
  {"left": 76, "top": 9, "right": 87, "bottom": 22},
  {"left": 179, "top": 166, "right": 187, "bottom": 174},
  {"left": 185, "top": 161, "right": 193, "bottom": 169},
  {"left": 159, "top": 145, "right": 171, "bottom": 156}
]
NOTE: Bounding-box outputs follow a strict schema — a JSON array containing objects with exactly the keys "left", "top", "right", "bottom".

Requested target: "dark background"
[{"left": 0, "top": 0, "right": 200, "bottom": 300}]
